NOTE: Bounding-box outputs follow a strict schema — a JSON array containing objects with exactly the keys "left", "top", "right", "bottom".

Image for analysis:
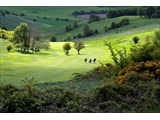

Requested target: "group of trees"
[
  {"left": 0, "top": 10, "right": 25, "bottom": 17},
  {"left": 63, "top": 41, "right": 85, "bottom": 55},
  {"left": 137, "top": 6, "right": 160, "bottom": 18},
  {"left": 72, "top": 10, "right": 107, "bottom": 17},
  {"left": 107, "top": 7, "right": 138, "bottom": 18},
  {"left": 71, "top": 24, "right": 99, "bottom": 39},
  {"left": 9, "top": 23, "right": 50, "bottom": 53},
  {"left": 65, "top": 21, "right": 79, "bottom": 32},
  {"left": 104, "top": 18, "right": 130, "bottom": 32},
  {"left": 88, "top": 14, "right": 102, "bottom": 23}
]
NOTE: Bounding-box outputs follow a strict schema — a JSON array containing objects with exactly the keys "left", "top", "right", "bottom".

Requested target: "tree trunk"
[{"left": 78, "top": 50, "right": 80, "bottom": 55}]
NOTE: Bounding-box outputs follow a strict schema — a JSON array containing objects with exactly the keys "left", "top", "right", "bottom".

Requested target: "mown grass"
[{"left": 0, "top": 28, "right": 158, "bottom": 87}]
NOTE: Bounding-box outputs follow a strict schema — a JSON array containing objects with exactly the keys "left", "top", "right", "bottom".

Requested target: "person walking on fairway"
[
  {"left": 84, "top": 58, "right": 87, "bottom": 63},
  {"left": 89, "top": 59, "right": 92, "bottom": 63},
  {"left": 93, "top": 58, "right": 96, "bottom": 63}
]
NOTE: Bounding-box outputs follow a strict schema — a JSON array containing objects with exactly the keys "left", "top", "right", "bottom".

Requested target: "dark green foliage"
[
  {"left": 105, "top": 42, "right": 128, "bottom": 70},
  {"left": 94, "top": 29, "right": 99, "bottom": 34},
  {"left": 77, "top": 33, "right": 82, "bottom": 38},
  {"left": 65, "top": 24, "right": 72, "bottom": 32},
  {"left": 132, "top": 36, "right": 139, "bottom": 44},
  {"left": 119, "top": 18, "right": 130, "bottom": 26},
  {"left": 82, "top": 24, "right": 94, "bottom": 37},
  {"left": 137, "top": 7, "right": 145, "bottom": 17},
  {"left": 154, "top": 10, "right": 160, "bottom": 18},
  {"left": 1, "top": 12, "right": 5, "bottom": 16},
  {"left": 129, "top": 31, "right": 160, "bottom": 62},
  {"left": 6, "top": 44, "right": 14, "bottom": 52},
  {"left": 104, "top": 18, "right": 130, "bottom": 32},
  {"left": 88, "top": 14, "right": 101, "bottom": 23},
  {"left": 145, "top": 6, "right": 155, "bottom": 18},
  {"left": 33, "top": 19, "right": 37, "bottom": 22},
  {"left": 107, "top": 7, "right": 137, "bottom": 18},
  {"left": 65, "top": 22, "right": 79, "bottom": 32},
  {"left": 107, "top": 10, "right": 119, "bottom": 18},
  {"left": 63, "top": 42, "right": 71, "bottom": 55},
  {"left": 1, "top": 26, "right": 7, "bottom": 30},
  {"left": 50, "top": 34, "right": 57, "bottom": 42}
]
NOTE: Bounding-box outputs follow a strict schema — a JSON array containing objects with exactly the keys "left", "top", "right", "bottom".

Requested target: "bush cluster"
[
  {"left": 0, "top": 28, "right": 13, "bottom": 39},
  {"left": 104, "top": 18, "right": 130, "bottom": 32},
  {"left": 117, "top": 60, "right": 160, "bottom": 84}
]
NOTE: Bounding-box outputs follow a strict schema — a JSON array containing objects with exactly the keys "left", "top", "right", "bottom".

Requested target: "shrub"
[
  {"left": 77, "top": 34, "right": 82, "bottom": 38},
  {"left": 132, "top": 36, "right": 139, "bottom": 44},
  {"left": 129, "top": 33, "right": 160, "bottom": 62},
  {"left": 6, "top": 44, "right": 14, "bottom": 52},
  {"left": 50, "top": 34, "right": 57, "bottom": 42},
  {"left": 105, "top": 42, "right": 128, "bottom": 70},
  {"left": 117, "top": 60, "right": 160, "bottom": 84}
]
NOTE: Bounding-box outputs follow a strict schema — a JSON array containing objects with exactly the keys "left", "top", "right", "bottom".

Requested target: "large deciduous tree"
[
  {"left": 11, "top": 23, "right": 30, "bottom": 52},
  {"left": 145, "top": 6, "right": 155, "bottom": 18},
  {"left": 74, "top": 41, "right": 85, "bottom": 55},
  {"left": 11, "top": 23, "right": 50, "bottom": 53}
]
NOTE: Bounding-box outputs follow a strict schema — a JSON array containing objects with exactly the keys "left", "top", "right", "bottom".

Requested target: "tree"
[
  {"left": 89, "top": 14, "right": 101, "bottom": 23},
  {"left": 65, "top": 24, "right": 72, "bottom": 32},
  {"left": 119, "top": 18, "right": 130, "bottom": 26},
  {"left": 74, "top": 41, "right": 85, "bottom": 55},
  {"left": 111, "top": 22, "right": 116, "bottom": 29},
  {"left": 82, "top": 24, "right": 93, "bottom": 37},
  {"left": 11, "top": 23, "right": 50, "bottom": 53},
  {"left": 64, "top": 34, "right": 72, "bottom": 41},
  {"left": 11, "top": 23, "right": 30, "bottom": 53},
  {"left": 137, "top": 7, "right": 144, "bottom": 17},
  {"left": 145, "top": 6, "right": 155, "bottom": 18},
  {"left": 94, "top": 29, "right": 99, "bottom": 34},
  {"left": 50, "top": 34, "right": 57, "bottom": 42},
  {"left": 154, "top": 10, "right": 160, "bottom": 18},
  {"left": 133, "top": 36, "right": 139, "bottom": 44},
  {"left": 6, "top": 44, "right": 13, "bottom": 52},
  {"left": 73, "top": 21, "right": 78, "bottom": 28},
  {"left": 63, "top": 43, "right": 71, "bottom": 55}
]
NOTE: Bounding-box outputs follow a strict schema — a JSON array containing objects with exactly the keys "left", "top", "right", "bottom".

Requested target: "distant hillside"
[{"left": 0, "top": 6, "right": 130, "bottom": 38}]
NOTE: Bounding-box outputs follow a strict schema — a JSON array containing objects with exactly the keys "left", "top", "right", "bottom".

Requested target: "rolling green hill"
[
  {"left": 0, "top": 6, "right": 160, "bottom": 87},
  {"left": 0, "top": 6, "right": 130, "bottom": 38},
  {"left": 0, "top": 29, "right": 157, "bottom": 86}
]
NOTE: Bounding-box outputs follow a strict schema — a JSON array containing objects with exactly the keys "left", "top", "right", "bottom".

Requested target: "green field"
[
  {"left": 0, "top": 6, "right": 131, "bottom": 38},
  {"left": 0, "top": 6, "right": 160, "bottom": 87},
  {"left": 0, "top": 29, "right": 157, "bottom": 86}
]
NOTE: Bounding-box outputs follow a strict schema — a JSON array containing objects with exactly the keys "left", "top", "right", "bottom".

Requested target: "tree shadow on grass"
[{"left": 34, "top": 52, "right": 51, "bottom": 55}]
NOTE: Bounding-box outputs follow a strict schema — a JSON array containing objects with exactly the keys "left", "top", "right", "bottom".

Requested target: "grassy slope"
[
  {"left": 57, "top": 16, "right": 160, "bottom": 41},
  {"left": 0, "top": 7, "right": 160, "bottom": 87},
  {"left": 0, "top": 6, "right": 127, "bottom": 20},
  {"left": 0, "top": 29, "right": 157, "bottom": 87},
  {"left": 0, "top": 6, "right": 130, "bottom": 38}
]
